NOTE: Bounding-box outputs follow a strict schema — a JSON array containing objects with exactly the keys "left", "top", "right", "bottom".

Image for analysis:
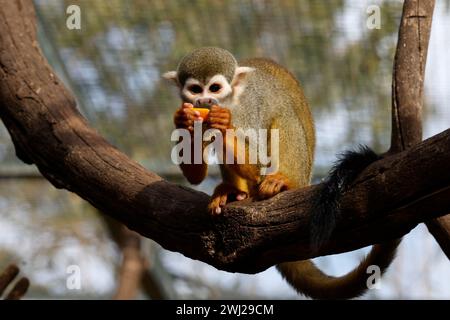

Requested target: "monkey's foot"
[
  {"left": 208, "top": 183, "right": 247, "bottom": 216},
  {"left": 258, "top": 173, "right": 291, "bottom": 199}
]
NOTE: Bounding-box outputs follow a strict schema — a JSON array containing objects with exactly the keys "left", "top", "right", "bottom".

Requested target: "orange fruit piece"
[{"left": 192, "top": 108, "right": 210, "bottom": 121}]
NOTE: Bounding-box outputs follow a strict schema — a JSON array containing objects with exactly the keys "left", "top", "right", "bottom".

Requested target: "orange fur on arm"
[
  {"left": 179, "top": 136, "right": 208, "bottom": 185},
  {"left": 223, "top": 132, "right": 261, "bottom": 183}
]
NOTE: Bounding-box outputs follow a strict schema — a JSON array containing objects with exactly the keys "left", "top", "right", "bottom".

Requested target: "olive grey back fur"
[{"left": 230, "top": 57, "right": 315, "bottom": 186}]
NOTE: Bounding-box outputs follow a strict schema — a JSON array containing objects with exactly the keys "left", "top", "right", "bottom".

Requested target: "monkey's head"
[{"left": 163, "top": 47, "right": 254, "bottom": 108}]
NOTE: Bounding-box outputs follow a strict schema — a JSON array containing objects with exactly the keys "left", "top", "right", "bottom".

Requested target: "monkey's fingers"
[
  {"left": 210, "top": 105, "right": 231, "bottom": 113},
  {"left": 173, "top": 113, "right": 185, "bottom": 123},
  {"left": 210, "top": 108, "right": 231, "bottom": 117},
  {"left": 175, "top": 106, "right": 199, "bottom": 117},
  {"left": 174, "top": 113, "right": 195, "bottom": 123},
  {"left": 184, "top": 108, "right": 201, "bottom": 117},
  {"left": 236, "top": 193, "right": 247, "bottom": 201},
  {"left": 258, "top": 184, "right": 272, "bottom": 199},
  {"left": 175, "top": 112, "right": 201, "bottom": 130},
  {"left": 182, "top": 102, "right": 194, "bottom": 109},
  {"left": 209, "top": 108, "right": 231, "bottom": 120},
  {"left": 174, "top": 119, "right": 194, "bottom": 130},
  {"left": 258, "top": 177, "right": 286, "bottom": 199},
  {"left": 209, "top": 124, "right": 230, "bottom": 131},
  {"left": 177, "top": 109, "right": 200, "bottom": 121},
  {"left": 210, "top": 105, "right": 224, "bottom": 111},
  {"left": 207, "top": 116, "right": 230, "bottom": 125},
  {"left": 208, "top": 194, "right": 228, "bottom": 215}
]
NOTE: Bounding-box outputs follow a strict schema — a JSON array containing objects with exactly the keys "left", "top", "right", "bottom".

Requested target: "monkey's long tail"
[
  {"left": 276, "top": 240, "right": 400, "bottom": 299},
  {"left": 277, "top": 146, "right": 401, "bottom": 299}
]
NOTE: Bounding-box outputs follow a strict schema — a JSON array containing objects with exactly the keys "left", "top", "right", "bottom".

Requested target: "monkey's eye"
[
  {"left": 188, "top": 85, "right": 203, "bottom": 94},
  {"left": 209, "top": 84, "right": 222, "bottom": 93}
]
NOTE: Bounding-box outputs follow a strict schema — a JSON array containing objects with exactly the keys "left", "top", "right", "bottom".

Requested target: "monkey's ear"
[
  {"left": 162, "top": 71, "right": 180, "bottom": 87},
  {"left": 231, "top": 66, "right": 255, "bottom": 89}
]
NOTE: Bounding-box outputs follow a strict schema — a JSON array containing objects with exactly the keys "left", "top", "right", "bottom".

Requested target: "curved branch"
[
  {"left": 390, "top": 0, "right": 450, "bottom": 258},
  {"left": 390, "top": 0, "right": 434, "bottom": 152},
  {"left": 0, "top": 0, "right": 449, "bottom": 274}
]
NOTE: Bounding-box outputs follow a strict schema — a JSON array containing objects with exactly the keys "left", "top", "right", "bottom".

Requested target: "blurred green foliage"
[{"left": 31, "top": 0, "right": 403, "bottom": 172}]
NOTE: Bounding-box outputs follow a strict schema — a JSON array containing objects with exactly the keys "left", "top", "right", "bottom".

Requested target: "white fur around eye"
[
  {"left": 205, "top": 75, "right": 232, "bottom": 100},
  {"left": 182, "top": 78, "right": 203, "bottom": 101}
]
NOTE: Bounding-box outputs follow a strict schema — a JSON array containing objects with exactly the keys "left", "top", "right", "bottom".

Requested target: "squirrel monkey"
[{"left": 164, "top": 47, "right": 399, "bottom": 299}]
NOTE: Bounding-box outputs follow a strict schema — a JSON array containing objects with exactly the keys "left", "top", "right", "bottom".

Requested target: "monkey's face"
[
  {"left": 164, "top": 66, "right": 254, "bottom": 108},
  {"left": 180, "top": 75, "right": 232, "bottom": 108}
]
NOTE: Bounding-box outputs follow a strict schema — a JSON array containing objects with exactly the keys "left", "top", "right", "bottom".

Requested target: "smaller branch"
[
  {"left": 4, "top": 278, "right": 30, "bottom": 300},
  {"left": 0, "top": 264, "right": 19, "bottom": 296},
  {"left": 0, "top": 264, "right": 29, "bottom": 300},
  {"left": 142, "top": 244, "right": 178, "bottom": 299},
  {"left": 141, "top": 269, "right": 167, "bottom": 300},
  {"left": 113, "top": 225, "right": 145, "bottom": 300},
  {"left": 426, "top": 215, "right": 450, "bottom": 256}
]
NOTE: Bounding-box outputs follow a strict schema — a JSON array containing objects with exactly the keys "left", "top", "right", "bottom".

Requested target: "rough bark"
[{"left": 0, "top": 0, "right": 449, "bottom": 274}]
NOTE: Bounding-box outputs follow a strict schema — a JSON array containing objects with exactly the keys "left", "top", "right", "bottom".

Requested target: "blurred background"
[{"left": 0, "top": 0, "right": 449, "bottom": 299}]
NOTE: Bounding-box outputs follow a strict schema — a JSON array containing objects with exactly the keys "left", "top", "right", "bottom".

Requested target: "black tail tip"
[{"left": 310, "top": 145, "right": 380, "bottom": 248}]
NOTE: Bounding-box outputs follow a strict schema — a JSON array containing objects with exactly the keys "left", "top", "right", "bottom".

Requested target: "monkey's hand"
[
  {"left": 258, "top": 173, "right": 292, "bottom": 199},
  {"left": 174, "top": 103, "right": 203, "bottom": 132},
  {"left": 206, "top": 105, "right": 232, "bottom": 132},
  {"left": 208, "top": 182, "right": 247, "bottom": 215}
]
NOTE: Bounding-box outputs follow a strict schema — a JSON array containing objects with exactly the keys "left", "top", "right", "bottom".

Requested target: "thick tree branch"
[
  {"left": 0, "top": 0, "right": 449, "bottom": 274},
  {"left": 390, "top": 0, "right": 450, "bottom": 259}
]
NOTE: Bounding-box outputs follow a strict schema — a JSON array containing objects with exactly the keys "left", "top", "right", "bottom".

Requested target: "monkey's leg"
[
  {"left": 258, "top": 172, "right": 293, "bottom": 199},
  {"left": 208, "top": 182, "right": 247, "bottom": 215}
]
